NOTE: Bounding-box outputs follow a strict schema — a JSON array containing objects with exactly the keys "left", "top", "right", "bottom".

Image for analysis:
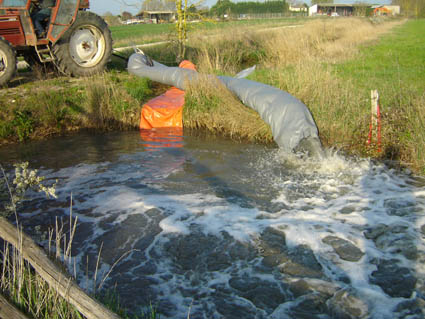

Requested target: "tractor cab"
[
  {"left": 0, "top": 0, "right": 80, "bottom": 47},
  {"left": 0, "top": 0, "right": 111, "bottom": 86}
]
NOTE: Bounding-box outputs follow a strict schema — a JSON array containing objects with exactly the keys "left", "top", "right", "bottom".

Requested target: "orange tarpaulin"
[
  {"left": 139, "top": 60, "right": 196, "bottom": 130},
  {"left": 140, "top": 127, "right": 184, "bottom": 150}
]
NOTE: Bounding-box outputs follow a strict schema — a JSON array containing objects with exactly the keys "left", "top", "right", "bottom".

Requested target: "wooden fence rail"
[
  {"left": 0, "top": 216, "right": 121, "bottom": 319},
  {"left": 0, "top": 293, "right": 30, "bottom": 319}
]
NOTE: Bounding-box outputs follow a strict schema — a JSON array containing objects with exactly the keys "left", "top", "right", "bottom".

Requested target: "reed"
[
  {"left": 0, "top": 219, "right": 148, "bottom": 319},
  {"left": 1, "top": 218, "right": 83, "bottom": 319},
  {"left": 0, "top": 71, "right": 154, "bottom": 144}
]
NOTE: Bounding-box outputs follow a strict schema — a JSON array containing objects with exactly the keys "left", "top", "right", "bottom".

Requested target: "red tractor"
[{"left": 0, "top": 0, "right": 112, "bottom": 86}]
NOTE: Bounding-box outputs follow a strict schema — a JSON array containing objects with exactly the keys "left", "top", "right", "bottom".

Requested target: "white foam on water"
[
  {"left": 27, "top": 145, "right": 425, "bottom": 319},
  {"left": 256, "top": 151, "right": 424, "bottom": 317}
]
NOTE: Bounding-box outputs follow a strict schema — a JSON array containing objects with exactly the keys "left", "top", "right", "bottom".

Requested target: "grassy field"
[
  {"left": 180, "top": 17, "right": 424, "bottom": 173},
  {"left": 110, "top": 17, "right": 307, "bottom": 47},
  {"left": 335, "top": 19, "right": 425, "bottom": 93},
  {"left": 110, "top": 22, "right": 174, "bottom": 47},
  {"left": 333, "top": 19, "right": 425, "bottom": 171}
]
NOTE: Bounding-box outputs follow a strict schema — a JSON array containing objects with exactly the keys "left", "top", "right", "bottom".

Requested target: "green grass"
[
  {"left": 0, "top": 71, "right": 156, "bottom": 144},
  {"left": 110, "top": 17, "right": 307, "bottom": 48},
  {"left": 333, "top": 19, "right": 425, "bottom": 172},
  {"left": 334, "top": 19, "right": 425, "bottom": 104},
  {"left": 195, "top": 17, "right": 306, "bottom": 31},
  {"left": 110, "top": 23, "right": 174, "bottom": 42}
]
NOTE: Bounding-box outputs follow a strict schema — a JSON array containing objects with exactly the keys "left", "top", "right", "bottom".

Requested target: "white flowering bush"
[{"left": 1, "top": 162, "right": 57, "bottom": 217}]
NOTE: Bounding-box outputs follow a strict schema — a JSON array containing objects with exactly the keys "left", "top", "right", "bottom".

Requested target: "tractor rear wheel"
[
  {"left": 0, "top": 38, "right": 16, "bottom": 86},
  {"left": 53, "top": 11, "right": 112, "bottom": 76}
]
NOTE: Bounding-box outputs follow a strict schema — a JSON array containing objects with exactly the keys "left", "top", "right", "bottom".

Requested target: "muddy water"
[{"left": 1, "top": 130, "right": 424, "bottom": 319}]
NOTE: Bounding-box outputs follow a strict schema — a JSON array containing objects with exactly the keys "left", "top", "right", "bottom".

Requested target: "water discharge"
[{"left": 1, "top": 131, "right": 424, "bottom": 319}]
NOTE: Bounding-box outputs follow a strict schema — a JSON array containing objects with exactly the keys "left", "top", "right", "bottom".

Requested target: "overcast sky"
[{"left": 89, "top": 0, "right": 391, "bottom": 16}]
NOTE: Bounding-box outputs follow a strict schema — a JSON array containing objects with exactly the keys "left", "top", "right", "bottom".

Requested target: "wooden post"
[
  {"left": 0, "top": 217, "right": 121, "bottom": 319},
  {"left": 371, "top": 90, "right": 379, "bottom": 129},
  {"left": 367, "top": 89, "right": 382, "bottom": 152},
  {"left": 0, "top": 293, "right": 31, "bottom": 319}
]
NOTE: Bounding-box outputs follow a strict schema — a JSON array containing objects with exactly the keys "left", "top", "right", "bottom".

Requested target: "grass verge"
[
  {"left": 0, "top": 69, "right": 156, "bottom": 144},
  {"left": 183, "top": 17, "right": 424, "bottom": 173},
  {"left": 334, "top": 19, "right": 425, "bottom": 172}
]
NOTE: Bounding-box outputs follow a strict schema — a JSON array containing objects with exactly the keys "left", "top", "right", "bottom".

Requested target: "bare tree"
[
  {"left": 311, "top": 0, "right": 333, "bottom": 4},
  {"left": 175, "top": 0, "right": 205, "bottom": 61},
  {"left": 142, "top": 0, "right": 175, "bottom": 11},
  {"left": 122, "top": 11, "right": 133, "bottom": 20},
  {"left": 113, "top": 0, "right": 142, "bottom": 12}
]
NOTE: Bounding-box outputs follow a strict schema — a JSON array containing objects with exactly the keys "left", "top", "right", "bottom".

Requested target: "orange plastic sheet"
[
  {"left": 140, "top": 127, "right": 184, "bottom": 151},
  {"left": 139, "top": 60, "right": 196, "bottom": 130}
]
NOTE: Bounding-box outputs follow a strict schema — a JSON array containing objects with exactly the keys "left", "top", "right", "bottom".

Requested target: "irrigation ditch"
[{"left": 0, "top": 16, "right": 424, "bottom": 319}]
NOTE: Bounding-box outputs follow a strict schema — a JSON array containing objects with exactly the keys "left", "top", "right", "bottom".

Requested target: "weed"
[
  {"left": 83, "top": 74, "right": 147, "bottom": 129},
  {"left": 0, "top": 119, "right": 13, "bottom": 138},
  {"left": 97, "top": 289, "right": 160, "bottom": 319},
  {"left": 125, "top": 76, "right": 153, "bottom": 101},
  {"left": 12, "top": 109, "right": 34, "bottom": 142}
]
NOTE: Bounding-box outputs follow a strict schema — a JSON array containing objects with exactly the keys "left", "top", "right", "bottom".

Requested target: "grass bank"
[
  {"left": 334, "top": 19, "right": 425, "bottom": 171},
  {"left": 0, "top": 71, "right": 157, "bottom": 144},
  {"left": 182, "top": 17, "right": 424, "bottom": 173}
]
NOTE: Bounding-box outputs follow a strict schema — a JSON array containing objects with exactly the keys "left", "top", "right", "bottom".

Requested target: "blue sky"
[
  {"left": 90, "top": 0, "right": 140, "bottom": 15},
  {"left": 89, "top": 0, "right": 391, "bottom": 16}
]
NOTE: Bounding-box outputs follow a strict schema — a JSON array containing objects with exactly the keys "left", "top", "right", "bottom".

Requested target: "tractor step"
[{"left": 35, "top": 44, "right": 55, "bottom": 63}]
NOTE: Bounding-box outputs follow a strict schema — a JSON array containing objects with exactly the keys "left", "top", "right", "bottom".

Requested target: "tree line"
[
  {"left": 107, "top": 0, "right": 424, "bottom": 20},
  {"left": 210, "top": 0, "right": 289, "bottom": 16},
  {"left": 392, "top": 0, "right": 425, "bottom": 17}
]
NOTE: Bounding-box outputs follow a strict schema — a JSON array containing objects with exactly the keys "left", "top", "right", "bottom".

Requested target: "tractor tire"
[
  {"left": 52, "top": 11, "right": 112, "bottom": 76},
  {"left": 0, "top": 37, "right": 17, "bottom": 86}
]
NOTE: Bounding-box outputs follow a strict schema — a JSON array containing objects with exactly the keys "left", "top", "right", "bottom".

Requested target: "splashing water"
[{"left": 2, "top": 131, "right": 424, "bottom": 319}]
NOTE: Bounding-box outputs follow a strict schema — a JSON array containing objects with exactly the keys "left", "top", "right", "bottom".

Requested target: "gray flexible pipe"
[{"left": 128, "top": 53, "right": 324, "bottom": 157}]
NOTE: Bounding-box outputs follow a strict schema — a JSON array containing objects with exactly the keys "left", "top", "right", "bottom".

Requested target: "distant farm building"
[
  {"left": 309, "top": 3, "right": 354, "bottom": 16},
  {"left": 289, "top": 4, "right": 308, "bottom": 13},
  {"left": 308, "top": 3, "right": 400, "bottom": 16},
  {"left": 372, "top": 5, "right": 400, "bottom": 16},
  {"left": 136, "top": 10, "right": 176, "bottom": 23}
]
